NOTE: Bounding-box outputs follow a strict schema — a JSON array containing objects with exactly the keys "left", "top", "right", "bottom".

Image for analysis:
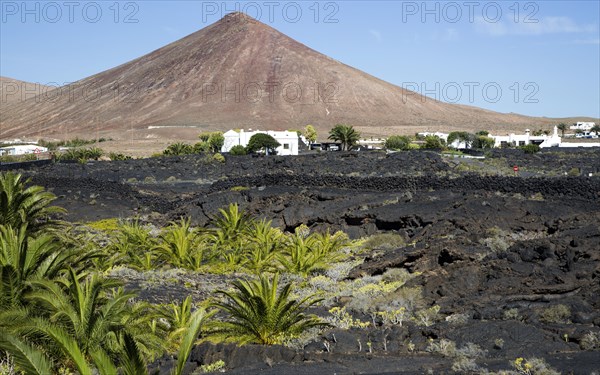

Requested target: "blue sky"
[{"left": 1, "top": 1, "right": 599, "bottom": 118}]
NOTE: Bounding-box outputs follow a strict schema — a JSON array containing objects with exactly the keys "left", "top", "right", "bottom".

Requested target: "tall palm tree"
[
  {"left": 211, "top": 274, "right": 328, "bottom": 345},
  {"left": 0, "top": 172, "right": 65, "bottom": 235},
  {"left": 591, "top": 124, "right": 600, "bottom": 135},
  {"left": 557, "top": 123, "right": 568, "bottom": 137},
  {"left": 328, "top": 124, "right": 361, "bottom": 151}
]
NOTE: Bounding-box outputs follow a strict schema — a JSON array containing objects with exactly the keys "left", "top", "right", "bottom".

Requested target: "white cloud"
[
  {"left": 475, "top": 16, "right": 597, "bottom": 36},
  {"left": 369, "top": 29, "right": 383, "bottom": 43}
]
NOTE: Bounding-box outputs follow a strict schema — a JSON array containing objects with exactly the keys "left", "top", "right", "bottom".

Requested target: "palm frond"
[
  {"left": 172, "top": 308, "right": 213, "bottom": 375},
  {"left": 0, "top": 329, "right": 53, "bottom": 375}
]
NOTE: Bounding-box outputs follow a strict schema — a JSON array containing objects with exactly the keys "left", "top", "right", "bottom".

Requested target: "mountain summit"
[{"left": 1, "top": 13, "right": 554, "bottom": 140}]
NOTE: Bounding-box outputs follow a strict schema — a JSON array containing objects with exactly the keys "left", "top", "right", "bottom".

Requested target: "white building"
[
  {"left": 0, "top": 144, "right": 48, "bottom": 156},
  {"left": 221, "top": 129, "right": 302, "bottom": 156},
  {"left": 491, "top": 128, "right": 561, "bottom": 148},
  {"left": 570, "top": 122, "right": 595, "bottom": 131}
]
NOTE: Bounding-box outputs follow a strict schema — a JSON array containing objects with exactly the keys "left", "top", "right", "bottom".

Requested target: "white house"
[
  {"left": 0, "top": 144, "right": 48, "bottom": 156},
  {"left": 491, "top": 127, "right": 561, "bottom": 148},
  {"left": 221, "top": 129, "right": 302, "bottom": 156},
  {"left": 570, "top": 122, "right": 595, "bottom": 131}
]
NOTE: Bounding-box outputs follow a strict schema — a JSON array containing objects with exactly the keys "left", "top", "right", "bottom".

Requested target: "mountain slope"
[
  {"left": 0, "top": 13, "right": 563, "bottom": 140},
  {"left": 0, "top": 77, "right": 55, "bottom": 105}
]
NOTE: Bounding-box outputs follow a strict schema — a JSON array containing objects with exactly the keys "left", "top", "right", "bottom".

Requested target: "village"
[{"left": 1, "top": 122, "right": 599, "bottom": 160}]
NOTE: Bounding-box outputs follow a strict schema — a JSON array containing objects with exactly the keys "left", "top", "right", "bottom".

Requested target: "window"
[{"left": 283, "top": 143, "right": 290, "bottom": 150}]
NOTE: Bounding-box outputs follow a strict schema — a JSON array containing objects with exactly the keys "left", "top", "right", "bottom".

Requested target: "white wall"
[
  {"left": 221, "top": 130, "right": 299, "bottom": 155},
  {"left": 0, "top": 145, "right": 47, "bottom": 156},
  {"left": 570, "top": 122, "right": 595, "bottom": 130}
]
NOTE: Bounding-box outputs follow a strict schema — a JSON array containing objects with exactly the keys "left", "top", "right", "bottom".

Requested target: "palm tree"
[
  {"left": 328, "top": 124, "right": 361, "bottom": 151},
  {"left": 159, "top": 296, "right": 195, "bottom": 351},
  {"left": 591, "top": 124, "right": 600, "bottom": 135},
  {"left": 154, "top": 218, "right": 206, "bottom": 270},
  {"left": 25, "top": 269, "right": 164, "bottom": 369},
  {"left": 245, "top": 219, "right": 283, "bottom": 274},
  {"left": 172, "top": 307, "right": 213, "bottom": 375},
  {"left": 163, "top": 142, "right": 193, "bottom": 156},
  {"left": 212, "top": 204, "right": 253, "bottom": 240},
  {"left": 557, "top": 123, "right": 568, "bottom": 137},
  {"left": 0, "top": 224, "right": 95, "bottom": 307},
  {"left": 104, "top": 220, "right": 159, "bottom": 271},
  {"left": 209, "top": 204, "right": 253, "bottom": 265},
  {"left": 0, "top": 331, "right": 52, "bottom": 374},
  {"left": 27, "top": 270, "right": 129, "bottom": 354},
  {"left": 0, "top": 297, "right": 130, "bottom": 375},
  {"left": 211, "top": 274, "right": 328, "bottom": 345},
  {"left": 0, "top": 172, "right": 65, "bottom": 235},
  {"left": 279, "top": 233, "right": 327, "bottom": 276}
]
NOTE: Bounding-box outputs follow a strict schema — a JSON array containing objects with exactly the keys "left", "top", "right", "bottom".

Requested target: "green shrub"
[
  {"left": 413, "top": 305, "right": 441, "bottom": 326},
  {"left": 503, "top": 308, "right": 522, "bottom": 321},
  {"left": 327, "top": 306, "right": 370, "bottom": 329},
  {"left": 512, "top": 357, "right": 560, "bottom": 375},
  {"left": 520, "top": 144, "right": 541, "bottom": 154},
  {"left": 0, "top": 153, "right": 37, "bottom": 163},
  {"left": 451, "top": 357, "right": 482, "bottom": 373},
  {"left": 193, "top": 142, "right": 210, "bottom": 154},
  {"left": 198, "top": 360, "right": 226, "bottom": 373},
  {"left": 229, "top": 145, "right": 247, "bottom": 155},
  {"left": 421, "top": 135, "right": 445, "bottom": 149},
  {"left": 163, "top": 142, "right": 193, "bottom": 156},
  {"left": 230, "top": 186, "right": 249, "bottom": 192},
  {"left": 198, "top": 132, "right": 225, "bottom": 153},
  {"left": 57, "top": 147, "right": 104, "bottom": 161},
  {"left": 426, "top": 339, "right": 456, "bottom": 357},
  {"left": 247, "top": 133, "right": 280, "bottom": 155},
  {"left": 86, "top": 218, "right": 120, "bottom": 232},
  {"left": 472, "top": 135, "right": 495, "bottom": 149},
  {"left": 539, "top": 304, "right": 571, "bottom": 324},
  {"left": 567, "top": 167, "right": 580, "bottom": 176},
  {"left": 212, "top": 153, "right": 225, "bottom": 163},
  {"left": 579, "top": 331, "right": 600, "bottom": 350},
  {"left": 385, "top": 135, "right": 411, "bottom": 150},
  {"left": 108, "top": 152, "right": 132, "bottom": 161},
  {"left": 363, "top": 232, "right": 405, "bottom": 250}
]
